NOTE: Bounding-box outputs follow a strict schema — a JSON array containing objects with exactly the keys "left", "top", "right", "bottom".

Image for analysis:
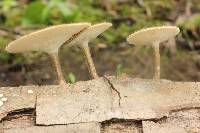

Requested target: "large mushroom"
[
  {"left": 127, "top": 26, "right": 180, "bottom": 79},
  {"left": 6, "top": 23, "right": 91, "bottom": 84},
  {"left": 67, "top": 22, "right": 112, "bottom": 79}
]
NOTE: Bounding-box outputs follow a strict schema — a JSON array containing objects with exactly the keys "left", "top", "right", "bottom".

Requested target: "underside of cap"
[
  {"left": 127, "top": 26, "right": 180, "bottom": 46},
  {"left": 68, "top": 22, "right": 112, "bottom": 46},
  {"left": 6, "top": 23, "right": 91, "bottom": 53}
]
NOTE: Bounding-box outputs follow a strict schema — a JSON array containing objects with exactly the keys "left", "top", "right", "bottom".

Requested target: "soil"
[{"left": 0, "top": 43, "right": 199, "bottom": 87}]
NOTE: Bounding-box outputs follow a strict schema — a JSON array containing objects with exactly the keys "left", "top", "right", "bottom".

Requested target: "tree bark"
[{"left": 1, "top": 76, "right": 200, "bottom": 132}]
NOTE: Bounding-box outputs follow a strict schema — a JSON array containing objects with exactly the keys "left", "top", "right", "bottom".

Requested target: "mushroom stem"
[
  {"left": 81, "top": 42, "right": 98, "bottom": 79},
  {"left": 49, "top": 52, "right": 66, "bottom": 84},
  {"left": 153, "top": 42, "right": 160, "bottom": 79}
]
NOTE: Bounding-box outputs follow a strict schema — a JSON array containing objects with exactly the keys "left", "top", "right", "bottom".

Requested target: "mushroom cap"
[
  {"left": 127, "top": 26, "right": 180, "bottom": 46},
  {"left": 69, "top": 22, "right": 112, "bottom": 46},
  {"left": 6, "top": 23, "right": 91, "bottom": 53}
]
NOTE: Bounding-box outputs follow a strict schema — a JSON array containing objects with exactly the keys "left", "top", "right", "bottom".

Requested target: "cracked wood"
[{"left": 1, "top": 76, "right": 200, "bottom": 126}]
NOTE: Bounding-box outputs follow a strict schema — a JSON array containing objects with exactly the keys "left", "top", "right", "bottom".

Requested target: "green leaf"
[
  {"left": 41, "top": 5, "right": 52, "bottom": 23},
  {"left": 0, "top": 0, "right": 17, "bottom": 13},
  {"left": 22, "top": 1, "right": 46, "bottom": 25},
  {"left": 116, "top": 64, "right": 123, "bottom": 76},
  {"left": 58, "top": 3, "right": 72, "bottom": 17},
  {"left": 66, "top": 72, "right": 76, "bottom": 84},
  {"left": 0, "top": 37, "right": 9, "bottom": 50},
  {"left": 59, "top": 3, "right": 78, "bottom": 21},
  {"left": 0, "top": 51, "right": 10, "bottom": 63}
]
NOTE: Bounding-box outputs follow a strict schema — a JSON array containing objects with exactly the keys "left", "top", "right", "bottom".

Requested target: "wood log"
[{"left": 0, "top": 76, "right": 200, "bottom": 132}]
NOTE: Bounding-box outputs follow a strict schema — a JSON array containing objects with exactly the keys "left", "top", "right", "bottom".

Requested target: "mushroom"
[
  {"left": 6, "top": 23, "right": 91, "bottom": 84},
  {"left": 67, "top": 22, "right": 112, "bottom": 79},
  {"left": 127, "top": 26, "right": 180, "bottom": 79}
]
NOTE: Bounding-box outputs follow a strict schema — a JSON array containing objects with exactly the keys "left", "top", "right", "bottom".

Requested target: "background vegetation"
[{"left": 0, "top": 0, "right": 200, "bottom": 86}]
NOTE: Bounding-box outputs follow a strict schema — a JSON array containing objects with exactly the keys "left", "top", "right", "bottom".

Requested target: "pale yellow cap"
[
  {"left": 127, "top": 26, "right": 180, "bottom": 46},
  {"left": 6, "top": 23, "right": 91, "bottom": 53},
  {"left": 68, "top": 22, "right": 112, "bottom": 46}
]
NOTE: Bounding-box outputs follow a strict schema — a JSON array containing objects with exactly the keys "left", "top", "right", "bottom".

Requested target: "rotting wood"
[
  {"left": 1, "top": 115, "right": 101, "bottom": 133},
  {"left": 101, "top": 119, "right": 143, "bottom": 133},
  {"left": 36, "top": 78, "right": 113, "bottom": 125},
  {"left": 106, "top": 76, "right": 200, "bottom": 119},
  {"left": 1, "top": 76, "right": 200, "bottom": 132},
  {"left": 0, "top": 86, "right": 37, "bottom": 120},
  {"left": 142, "top": 121, "right": 186, "bottom": 133},
  {"left": 142, "top": 108, "right": 200, "bottom": 133}
]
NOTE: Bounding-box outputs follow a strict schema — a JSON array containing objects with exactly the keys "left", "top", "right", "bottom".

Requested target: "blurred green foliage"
[
  {"left": 0, "top": 0, "right": 200, "bottom": 66},
  {"left": 115, "top": 64, "right": 123, "bottom": 76},
  {"left": 66, "top": 72, "right": 76, "bottom": 83},
  {"left": 177, "top": 14, "right": 200, "bottom": 30}
]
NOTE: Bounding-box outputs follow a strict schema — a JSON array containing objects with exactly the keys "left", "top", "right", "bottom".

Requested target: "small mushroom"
[
  {"left": 68, "top": 22, "right": 112, "bottom": 79},
  {"left": 6, "top": 23, "right": 91, "bottom": 84},
  {"left": 127, "top": 26, "right": 180, "bottom": 79}
]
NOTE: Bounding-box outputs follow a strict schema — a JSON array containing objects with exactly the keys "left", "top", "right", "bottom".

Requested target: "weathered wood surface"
[
  {"left": 142, "top": 108, "right": 200, "bottom": 133},
  {"left": 36, "top": 78, "right": 113, "bottom": 125},
  {"left": 0, "top": 86, "right": 37, "bottom": 120},
  {"left": 0, "top": 76, "right": 200, "bottom": 132},
  {"left": 2, "top": 115, "right": 101, "bottom": 133}
]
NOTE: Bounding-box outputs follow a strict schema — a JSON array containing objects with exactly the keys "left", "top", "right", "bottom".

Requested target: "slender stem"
[
  {"left": 49, "top": 52, "right": 66, "bottom": 84},
  {"left": 185, "top": 0, "right": 192, "bottom": 16},
  {"left": 81, "top": 42, "right": 98, "bottom": 79},
  {"left": 153, "top": 42, "right": 160, "bottom": 79}
]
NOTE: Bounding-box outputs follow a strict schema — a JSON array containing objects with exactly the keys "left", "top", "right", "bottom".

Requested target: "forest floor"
[{"left": 0, "top": 0, "right": 200, "bottom": 86}]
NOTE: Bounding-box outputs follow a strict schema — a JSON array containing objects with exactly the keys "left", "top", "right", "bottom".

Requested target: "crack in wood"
[
  {"left": 168, "top": 106, "right": 200, "bottom": 115},
  {"left": 0, "top": 108, "right": 35, "bottom": 122},
  {"left": 103, "top": 76, "right": 121, "bottom": 106},
  {"left": 1, "top": 77, "right": 200, "bottom": 132}
]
